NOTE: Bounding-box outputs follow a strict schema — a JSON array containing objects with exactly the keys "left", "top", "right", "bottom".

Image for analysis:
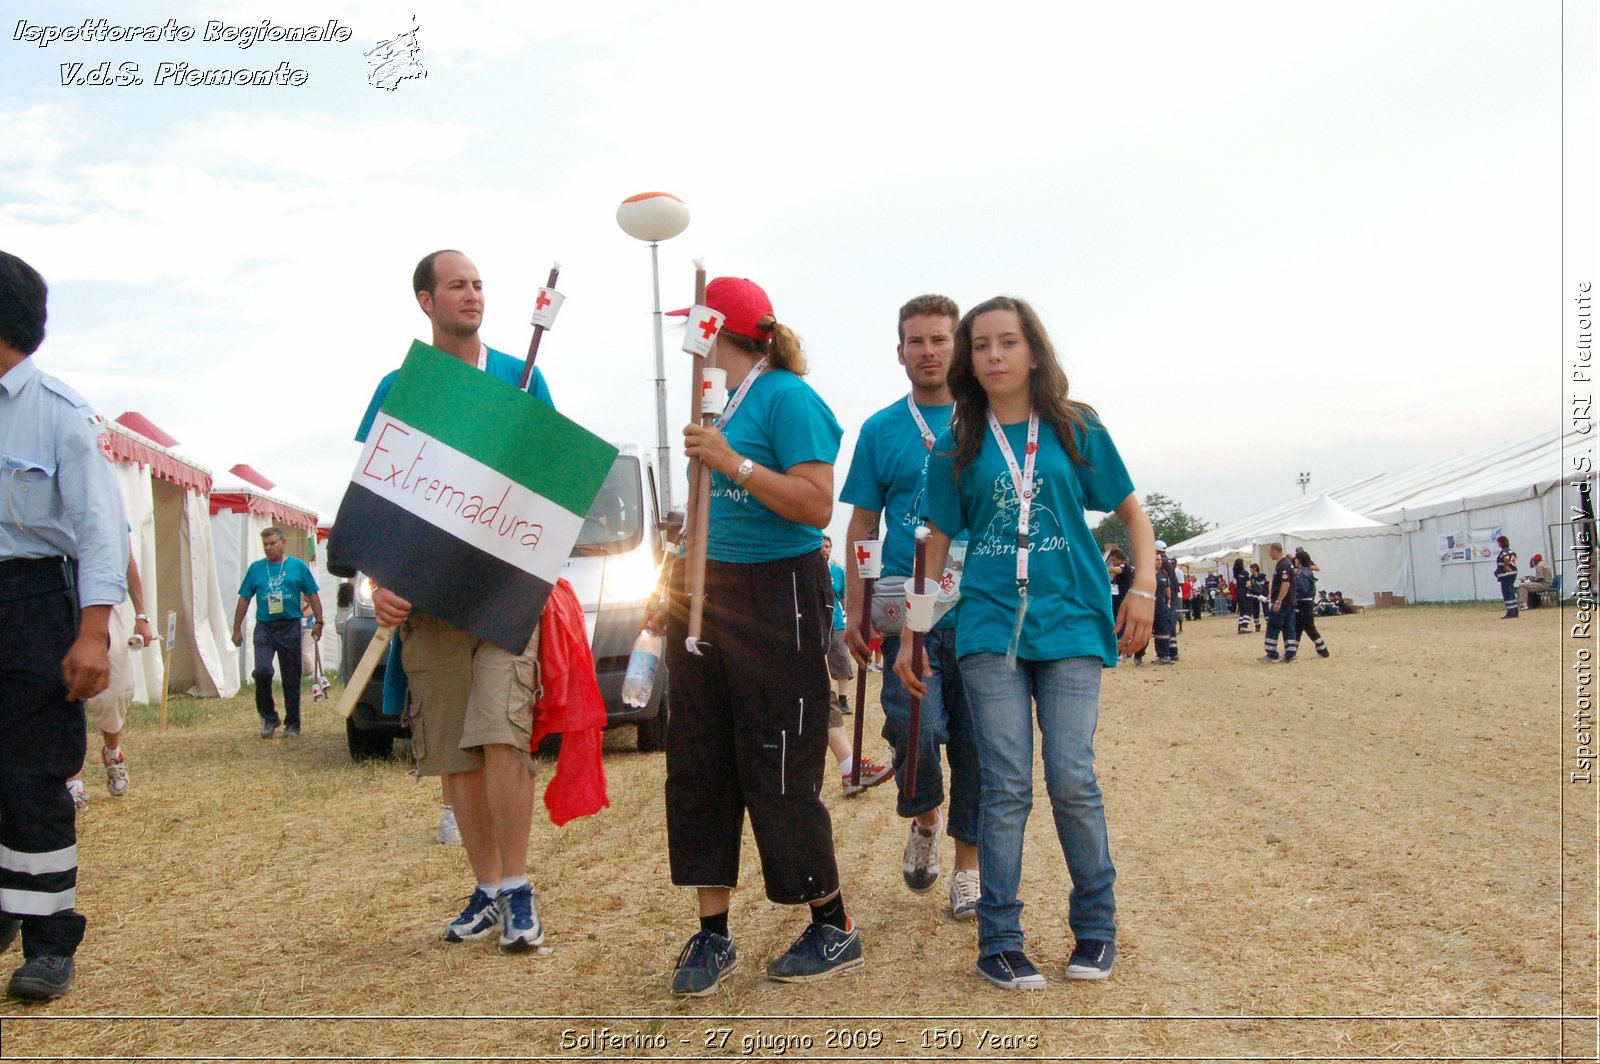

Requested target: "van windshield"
[{"left": 573, "top": 456, "right": 644, "bottom": 556}]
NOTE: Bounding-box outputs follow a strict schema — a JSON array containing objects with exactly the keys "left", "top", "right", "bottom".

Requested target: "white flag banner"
[
  {"left": 529, "top": 288, "right": 565, "bottom": 329},
  {"left": 681, "top": 305, "right": 723, "bottom": 357}
]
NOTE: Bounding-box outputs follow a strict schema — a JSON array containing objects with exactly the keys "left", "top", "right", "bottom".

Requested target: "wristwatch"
[{"left": 733, "top": 458, "right": 755, "bottom": 486}]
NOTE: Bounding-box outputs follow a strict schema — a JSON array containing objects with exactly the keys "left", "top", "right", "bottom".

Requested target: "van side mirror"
[{"left": 659, "top": 510, "right": 686, "bottom": 545}]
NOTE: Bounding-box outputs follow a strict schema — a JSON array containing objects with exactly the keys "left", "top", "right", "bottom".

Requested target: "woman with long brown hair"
[{"left": 898, "top": 295, "right": 1154, "bottom": 989}]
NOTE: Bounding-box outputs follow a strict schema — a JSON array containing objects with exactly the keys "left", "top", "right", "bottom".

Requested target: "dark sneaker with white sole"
[
  {"left": 6, "top": 955, "right": 74, "bottom": 1001},
  {"left": 498, "top": 884, "right": 544, "bottom": 952},
  {"left": 976, "top": 949, "right": 1046, "bottom": 990},
  {"left": 442, "top": 888, "right": 501, "bottom": 942},
  {"left": 671, "top": 930, "right": 738, "bottom": 996},
  {"left": 1064, "top": 938, "right": 1116, "bottom": 980},
  {"left": 766, "top": 919, "right": 863, "bottom": 982}
]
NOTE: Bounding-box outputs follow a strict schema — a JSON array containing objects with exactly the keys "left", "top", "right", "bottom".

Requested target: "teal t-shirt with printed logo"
[
  {"left": 840, "top": 397, "right": 954, "bottom": 577},
  {"left": 709, "top": 369, "right": 842, "bottom": 563},
  {"left": 924, "top": 415, "right": 1134, "bottom": 665},
  {"left": 239, "top": 556, "right": 320, "bottom": 624},
  {"left": 840, "top": 396, "right": 962, "bottom": 630}
]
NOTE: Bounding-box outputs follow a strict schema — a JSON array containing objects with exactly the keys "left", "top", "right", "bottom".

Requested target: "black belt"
[{"left": 0, "top": 555, "right": 76, "bottom": 602}]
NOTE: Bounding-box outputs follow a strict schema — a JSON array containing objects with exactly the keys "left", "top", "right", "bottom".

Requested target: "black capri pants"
[{"left": 665, "top": 550, "right": 839, "bottom": 904}]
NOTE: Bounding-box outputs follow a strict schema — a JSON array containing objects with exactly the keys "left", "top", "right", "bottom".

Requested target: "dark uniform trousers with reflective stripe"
[{"left": 0, "top": 558, "right": 88, "bottom": 959}]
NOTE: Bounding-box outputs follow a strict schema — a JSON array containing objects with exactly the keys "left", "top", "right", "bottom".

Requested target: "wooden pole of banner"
[
  {"left": 519, "top": 262, "right": 561, "bottom": 391},
  {"left": 334, "top": 625, "right": 394, "bottom": 720},
  {"left": 159, "top": 609, "right": 176, "bottom": 733},
  {"left": 848, "top": 542, "right": 876, "bottom": 791},
  {"left": 683, "top": 264, "right": 716, "bottom": 651},
  {"left": 904, "top": 530, "right": 929, "bottom": 797},
  {"left": 159, "top": 644, "right": 171, "bottom": 734}
]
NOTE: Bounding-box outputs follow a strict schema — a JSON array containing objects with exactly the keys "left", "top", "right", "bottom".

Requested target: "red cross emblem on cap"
[
  {"left": 535, "top": 291, "right": 552, "bottom": 311},
  {"left": 698, "top": 315, "right": 720, "bottom": 340}
]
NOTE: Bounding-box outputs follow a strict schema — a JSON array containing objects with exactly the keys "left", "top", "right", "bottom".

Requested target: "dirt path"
[{"left": 1, "top": 605, "right": 1592, "bottom": 1061}]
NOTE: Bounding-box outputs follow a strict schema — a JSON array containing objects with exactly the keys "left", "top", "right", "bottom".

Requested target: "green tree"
[
  {"left": 1093, "top": 512, "right": 1127, "bottom": 553},
  {"left": 1092, "top": 493, "right": 1210, "bottom": 553}
]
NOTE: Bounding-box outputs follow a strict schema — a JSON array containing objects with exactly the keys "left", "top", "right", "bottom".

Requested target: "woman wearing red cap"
[
  {"left": 659, "top": 277, "right": 857, "bottom": 995},
  {"left": 1518, "top": 552, "right": 1553, "bottom": 609}
]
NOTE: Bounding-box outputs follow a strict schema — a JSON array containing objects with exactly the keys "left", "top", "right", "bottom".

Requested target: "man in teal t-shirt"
[
  {"left": 232, "top": 526, "right": 322, "bottom": 738},
  {"left": 839, "top": 294, "right": 981, "bottom": 915}
]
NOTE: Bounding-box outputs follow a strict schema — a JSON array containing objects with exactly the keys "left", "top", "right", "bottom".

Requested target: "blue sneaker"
[
  {"left": 442, "top": 888, "right": 501, "bottom": 942},
  {"left": 498, "top": 884, "right": 544, "bottom": 952},
  {"left": 1064, "top": 938, "right": 1117, "bottom": 980},
  {"left": 671, "top": 930, "right": 738, "bottom": 996},
  {"left": 976, "top": 949, "right": 1046, "bottom": 990},
  {"left": 766, "top": 919, "right": 863, "bottom": 983}
]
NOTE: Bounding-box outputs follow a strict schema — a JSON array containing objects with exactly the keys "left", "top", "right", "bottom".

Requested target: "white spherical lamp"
[{"left": 616, "top": 191, "right": 690, "bottom": 243}]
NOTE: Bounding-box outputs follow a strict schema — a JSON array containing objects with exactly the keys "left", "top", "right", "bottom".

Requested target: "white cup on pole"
[
  {"left": 903, "top": 589, "right": 939, "bottom": 632},
  {"left": 700, "top": 367, "right": 727, "bottom": 415},
  {"left": 853, "top": 539, "right": 882, "bottom": 580}
]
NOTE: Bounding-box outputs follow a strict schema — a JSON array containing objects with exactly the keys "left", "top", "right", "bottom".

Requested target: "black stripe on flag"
[{"left": 334, "top": 482, "right": 551, "bottom": 652}]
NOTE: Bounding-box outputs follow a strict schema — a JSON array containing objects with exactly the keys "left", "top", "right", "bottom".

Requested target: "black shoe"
[
  {"left": 671, "top": 930, "right": 738, "bottom": 996},
  {"left": 837, "top": 695, "right": 851, "bottom": 715},
  {"left": 0, "top": 917, "right": 17, "bottom": 954},
  {"left": 259, "top": 722, "right": 277, "bottom": 739},
  {"left": 7, "top": 955, "right": 74, "bottom": 1001},
  {"left": 1317, "top": 646, "right": 1330, "bottom": 658},
  {"left": 283, "top": 725, "right": 300, "bottom": 737}
]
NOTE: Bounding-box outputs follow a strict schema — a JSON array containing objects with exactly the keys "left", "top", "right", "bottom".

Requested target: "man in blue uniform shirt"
[{"left": 0, "top": 250, "right": 129, "bottom": 1001}]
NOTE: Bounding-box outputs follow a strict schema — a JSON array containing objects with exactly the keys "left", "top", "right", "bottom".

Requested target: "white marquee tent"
[
  {"left": 107, "top": 414, "right": 235, "bottom": 699},
  {"left": 1169, "top": 427, "right": 1591, "bottom": 604}
]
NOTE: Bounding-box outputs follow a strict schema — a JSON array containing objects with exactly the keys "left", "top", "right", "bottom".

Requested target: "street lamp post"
[
  {"left": 1297, "top": 470, "right": 1311, "bottom": 495},
  {"left": 616, "top": 192, "right": 691, "bottom": 517}
]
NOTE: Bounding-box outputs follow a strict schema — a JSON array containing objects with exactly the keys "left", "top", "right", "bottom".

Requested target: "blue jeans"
[
  {"left": 252, "top": 618, "right": 304, "bottom": 728},
  {"left": 1264, "top": 599, "right": 1298, "bottom": 658},
  {"left": 959, "top": 653, "right": 1116, "bottom": 955},
  {"left": 878, "top": 630, "right": 979, "bottom": 845}
]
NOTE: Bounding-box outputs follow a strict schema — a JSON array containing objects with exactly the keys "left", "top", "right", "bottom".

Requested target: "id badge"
[{"left": 267, "top": 592, "right": 285, "bottom": 615}]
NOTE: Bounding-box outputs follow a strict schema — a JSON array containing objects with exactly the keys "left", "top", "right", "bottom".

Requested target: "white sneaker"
[
  {"left": 903, "top": 816, "right": 943, "bottom": 892},
  {"left": 103, "top": 750, "right": 129, "bottom": 797},
  {"left": 435, "top": 805, "right": 462, "bottom": 846},
  {"left": 948, "top": 868, "right": 980, "bottom": 920},
  {"left": 67, "top": 780, "right": 88, "bottom": 813}
]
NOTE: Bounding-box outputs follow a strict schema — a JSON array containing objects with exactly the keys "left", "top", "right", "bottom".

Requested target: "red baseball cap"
[{"left": 668, "top": 277, "right": 775, "bottom": 341}]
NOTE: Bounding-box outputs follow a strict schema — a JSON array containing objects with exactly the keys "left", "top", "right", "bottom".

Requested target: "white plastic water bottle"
[{"left": 621, "top": 630, "right": 664, "bottom": 708}]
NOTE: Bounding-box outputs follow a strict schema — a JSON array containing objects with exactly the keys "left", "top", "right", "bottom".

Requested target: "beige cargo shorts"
[{"left": 400, "top": 612, "right": 540, "bottom": 778}]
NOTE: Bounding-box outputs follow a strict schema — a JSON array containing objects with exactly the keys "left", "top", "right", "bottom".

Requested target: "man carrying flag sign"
[{"left": 332, "top": 250, "right": 613, "bottom": 955}]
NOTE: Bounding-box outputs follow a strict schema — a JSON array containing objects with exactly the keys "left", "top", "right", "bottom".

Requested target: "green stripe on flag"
[{"left": 381, "top": 340, "right": 618, "bottom": 515}]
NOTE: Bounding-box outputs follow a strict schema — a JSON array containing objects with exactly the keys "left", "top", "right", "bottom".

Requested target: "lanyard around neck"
[
  {"left": 986, "top": 409, "right": 1040, "bottom": 592},
  {"left": 716, "top": 356, "right": 770, "bottom": 428},
  {"left": 906, "top": 394, "right": 936, "bottom": 451}
]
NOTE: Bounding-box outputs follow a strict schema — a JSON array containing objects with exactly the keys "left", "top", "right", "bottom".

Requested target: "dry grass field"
[{"left": 1, "top": 603, "right": 1594, "bottom": 1062}]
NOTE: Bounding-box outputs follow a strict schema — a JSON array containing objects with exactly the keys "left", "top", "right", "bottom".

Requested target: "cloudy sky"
[{"left": 1, "top": 0, "right": 1591, "bottom": 544}]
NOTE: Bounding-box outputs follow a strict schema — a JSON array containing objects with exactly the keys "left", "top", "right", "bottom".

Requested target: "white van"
[{"left": 560, "top": 443, "right": 671, "bottom": 749}]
